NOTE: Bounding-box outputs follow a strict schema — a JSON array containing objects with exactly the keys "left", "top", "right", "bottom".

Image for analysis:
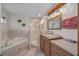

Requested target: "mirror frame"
[{"left": 47, "top": 15, "right": 62, "bottom": 30}]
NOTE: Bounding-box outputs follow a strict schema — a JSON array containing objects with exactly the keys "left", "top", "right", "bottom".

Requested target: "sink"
[{"left": 41, "top": 33, "right": 62, "bottom": 39}]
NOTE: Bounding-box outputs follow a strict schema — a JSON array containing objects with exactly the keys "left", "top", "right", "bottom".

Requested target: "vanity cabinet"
[
  {"left": 49, "top": 42, "right": 73, "bottom": 56},
  {"left": 40, "top": 34, "right": 73, "bottom": 56},
  {"left": 40, "top": 35, "right": 49, "bottom": 56},
  {"left": 40, "top": 34, "right": 62, "bottom": 56}
]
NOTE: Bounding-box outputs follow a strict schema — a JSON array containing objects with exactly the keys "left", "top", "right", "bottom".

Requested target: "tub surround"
[
  {"left": 2, "top": 39, "right": 27, "bottom": 52},
  {"left": 1, "top": 37, "right": 29, "bottom": 56},
  {"left": 2, "top": 40, "right": 28, "bottom": 56}
]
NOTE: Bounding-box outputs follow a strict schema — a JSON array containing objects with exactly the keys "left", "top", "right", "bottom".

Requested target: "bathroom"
[{"left": 0, "top": 3, "right": 79, "bottom": 56}]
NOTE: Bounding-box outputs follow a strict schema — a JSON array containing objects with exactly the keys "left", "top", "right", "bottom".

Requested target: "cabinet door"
[
  {"left": 49, "top": 42, "right": 59, "bottom": 56},
  {"left": 40, "top": 35, "right": 50, "bottom": 56},
  {"left": 50, "top": 42, "right": 72, "bottom": 56},
  {"left": 40, "top": 35, "right": 45, "bottom": 52},
  {"left": 44, "top": 39, "right": 49, "bottom": 56}
]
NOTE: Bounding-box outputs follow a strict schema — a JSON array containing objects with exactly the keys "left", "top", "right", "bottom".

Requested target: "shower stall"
[
  {"left": 0, "top": 16, "right": 29, "bottom": 56},
  {"left": 0, "top": 15, "right": 41, "bottom": 56},
  {"left": 29, "top": 17, "right": 41, "bottom": 49}
]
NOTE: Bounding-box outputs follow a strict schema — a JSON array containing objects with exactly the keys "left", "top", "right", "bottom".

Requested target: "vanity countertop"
[
  {"left": 41, "top": 34, "right": 62, "bottom": 39},
  {"left": 50, "top": 39, "right": 77, "bottom": 56}
]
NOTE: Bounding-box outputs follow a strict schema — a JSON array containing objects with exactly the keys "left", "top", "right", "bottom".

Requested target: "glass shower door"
[
  {"left": 0, "top": 18, "right": 1, "bottom": 55},
  {"left": 0, "top": 17, "right": 8, "bottom": 56},
  {"left": 29, "top": 18, "right": 40, "bottom": 49}
]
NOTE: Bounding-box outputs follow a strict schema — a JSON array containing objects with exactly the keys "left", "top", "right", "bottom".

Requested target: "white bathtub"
[{"left": 1, "top": 37, "right": 28, "bottom": 52}]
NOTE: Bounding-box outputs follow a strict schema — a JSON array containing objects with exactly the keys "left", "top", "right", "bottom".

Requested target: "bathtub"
[{"left": 1, "top": 37, "right": 29, "bottom": 56}]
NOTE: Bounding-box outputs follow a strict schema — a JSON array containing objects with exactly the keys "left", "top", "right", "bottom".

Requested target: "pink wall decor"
[{"left": 62, "top": 16, "right": 79, "bottom": 29}]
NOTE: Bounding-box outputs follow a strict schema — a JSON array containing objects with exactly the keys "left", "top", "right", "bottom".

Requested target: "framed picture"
[
  {"left": 62, "top": 16, "right": 79, "bottom": 29},
  {"left": 48, "top": 15, "right": 62, "bottom": 30}
]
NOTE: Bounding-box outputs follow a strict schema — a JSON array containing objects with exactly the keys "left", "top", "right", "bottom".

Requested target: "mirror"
[{"left": 47, "top": 15, "right": 62, "bottom": 30}]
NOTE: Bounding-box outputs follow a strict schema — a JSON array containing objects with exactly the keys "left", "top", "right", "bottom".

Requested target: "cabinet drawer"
[
  {"left": 44, "top": 39, "right": 49, "bottom": 56},
  {"left": 50, "top": 43, "right": 61, "bottom": 56}
]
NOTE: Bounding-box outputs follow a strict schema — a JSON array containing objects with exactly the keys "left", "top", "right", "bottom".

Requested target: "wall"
[
  {"left": 0, "top": 3, "right": 1, "bottom": 55},
  {"left": 40, "top": 16, "right": 48, "bottom": 34},
  {"left": 50, "top": 3, "right": 78, "bottom": 41},
  {"left": 7, "top": 13, "right": 30, "bottom": 38},
  {"left": 7, "top": 13, "right": 31, "bottom": 48},
  {"left": 8, "top": 14, "right": 29, "bottom": 31},
  {"left": 1, "top": 8, "right": 9, "bottom": 41},
  {"left": 1, "top": 8, "right": 31, "bottom": 52},
  {"left": 8, "top": 14, "right": 41, "bottom": 48}
]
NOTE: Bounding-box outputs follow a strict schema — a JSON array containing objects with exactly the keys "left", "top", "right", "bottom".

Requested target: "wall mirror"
[{"left": 47, "top": 15, "right": 62, "bottom": 30}]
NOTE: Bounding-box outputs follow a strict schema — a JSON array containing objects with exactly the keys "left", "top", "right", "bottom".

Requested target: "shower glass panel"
[
  {"left": 0, "top": 15, "right": 41, "bottom": 56},
  {"left": 0, "top": 18, "right": 1, "bottom": 55},
  {"left": 0, "top": 17, "right": 8, "bottom": 55},
  {"left": 0, "top": 16, "right": 30, "bottom": 56},
  {"left": 29, "top": 18, "right": 40, "bottom": 49}
]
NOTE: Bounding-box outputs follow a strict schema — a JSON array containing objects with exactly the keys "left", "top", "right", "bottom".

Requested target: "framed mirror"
[{"left": 47, "top": 15, "right": 62, "bottom": 30}]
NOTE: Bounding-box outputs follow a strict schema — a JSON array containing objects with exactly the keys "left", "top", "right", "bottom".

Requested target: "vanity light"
[
  {"left": 49, "top": 8, "right": 63, "bottom": 19},
  {"left": 47, "top": 3, "right": 65, "bottom": 15},
  {"left": 59, "top": 4, "right": 68, "bottom": 14}
]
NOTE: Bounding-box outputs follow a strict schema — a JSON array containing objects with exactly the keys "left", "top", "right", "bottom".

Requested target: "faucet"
[{"left": 48, "top": 30, "right": 53, "bottom": 34}]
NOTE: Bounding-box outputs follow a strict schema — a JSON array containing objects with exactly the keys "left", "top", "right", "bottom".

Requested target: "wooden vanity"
[
  {"left": 40, "top": 34, "right": 77, "bottom": 56},
  {"left": 40, "top": 34, "right": 62, "bottom": 56},
  {"left": 40, "top": 35, "right": 49, "bottom": 55},
  {"left": 50, "top": 40, "right": 73, "bottom": 56}
]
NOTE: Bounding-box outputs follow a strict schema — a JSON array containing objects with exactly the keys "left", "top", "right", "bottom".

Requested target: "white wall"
[
  {"left": 62, "top": 4, "right": 78, "bottom": 41},
  {"left": 62, "top": 4, "right": 78, "bottom": 19},
  {"left": 50, "top": 3, "right": 78, "bottom": 41}
]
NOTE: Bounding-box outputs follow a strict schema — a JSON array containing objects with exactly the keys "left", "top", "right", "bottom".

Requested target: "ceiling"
[{"left": 1, "top": 3, "right": 56, "bottom": 17}]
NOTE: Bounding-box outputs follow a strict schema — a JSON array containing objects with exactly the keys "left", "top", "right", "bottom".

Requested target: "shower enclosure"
[
  {"left": 0, "top": 15, "right": 41, "bottom": 56},
  {"left": 29, "top": 17, "right": 41, "bottom": 49}
]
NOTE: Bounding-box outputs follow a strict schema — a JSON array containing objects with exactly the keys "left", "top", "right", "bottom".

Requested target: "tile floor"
[{"left": 17, "top": 47, "right": 45, "bottom": 56}]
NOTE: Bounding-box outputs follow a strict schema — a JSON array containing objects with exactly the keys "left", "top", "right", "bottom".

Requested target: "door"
[{"left": 29, "top": 18, "right": 40, "bottom": 48}]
